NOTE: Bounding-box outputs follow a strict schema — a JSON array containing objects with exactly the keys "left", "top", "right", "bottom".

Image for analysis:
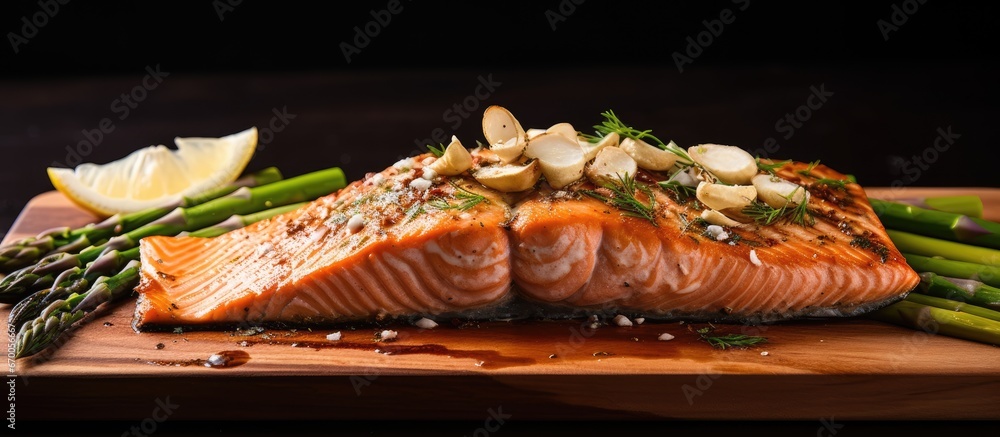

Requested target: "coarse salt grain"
[
  {"left": 658, "top": 333, "right": 675, "bottom": 341},
  {"left": 613, "top": 314, "right": 633, "bottom": 327},
  {"left": 760, "top": 351, "right": 769, "bottom": 356},
  {"left": 634, "top": 317, "right": 645, "bottom": 325},
  {"left": 326, "top": 332, "right": 342, "bottom": 341},
  {"left": 409, "top": 178, "right": 433, "bottom": 191},
  {"left": 414, "top": 317, "right": 438, "bottom": 329},
  {"left": 705, "top": 225, "right": 729, "bottom": 241},
  {"left": 205, "top": 354, "right": 227, "bottom": 367},
  {"left": 379, "top": 330, "right": 398, "bottom": 341},
  {"left": 347, "top": 214, "right": 365, "bottom": 234},
  {"left": 393, "top": 158, "right": 413, "bottom": 170},
  {"left": 749, "top": 249, "right": 762, "bottom": 266}
]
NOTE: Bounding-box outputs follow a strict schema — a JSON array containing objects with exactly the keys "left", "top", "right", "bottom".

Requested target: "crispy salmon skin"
[{"left": 134, "top": 155, "right": 918, "bottom": 328}]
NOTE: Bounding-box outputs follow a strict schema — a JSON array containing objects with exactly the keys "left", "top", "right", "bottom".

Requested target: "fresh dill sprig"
[
  {"left": 813, "top": 178, "right": 847, "bottom": 190},
  {"left": 695, "top": 325, "right": 768, "bottom": 350},
  {"left": 594, "top": 110, "right": 667, "bottom": 146},
  {"left": 658, "top": 180, "right": 696, "bottom": 200},
  {"left": 756, "top": 158, "right": 791, "bottom": 174},
  {"left": 741, "top": 187, "right": 815, "bottom": 226},
  {"left": 427, "top": 143, "right": 446, "bottom": 158},
  {"left": 797, "top": 160, "right": 821, "bottom": 177},
  {"left": 584, "top": 110, "right": 692, "bottom": 162},
  {"left": 429, "top": 181, "right": 488, "bottom": 211},
  {"left": 583, "top": 173, "right": 658, "bottom": 225}
]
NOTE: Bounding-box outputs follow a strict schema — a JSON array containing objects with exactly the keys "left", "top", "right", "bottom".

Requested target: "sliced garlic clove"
[
  {"left": 687, "top": 144, "right": 758, "bottom": 185},
  {"left": 580, "top": 132, "right": 619, "bottom": 162},
  {"left": 546, "top": 122, "right": 578, "bottom": 141},
  {"left": 524, "top": 133, "right": 587, "bottom": 189},
  {"left": 752, "top": 174, "right": 809, "bottom": 209},
  {"left": 586, "top": 146, "right": 637, "bottom": 184},
  {"left": 473, "top": 160, "right": 541, "bottom": 192},
  {"left": 667, "top": 167, "right": 699, "bottom": 187},
  {"left": 695, "top": 181, "right": 757, "bottom": 212},
  {"left": 428, "top": 136, "right": 473, "bottom": 176},
  {"left": 701, "top": 208, "right": 746, "bottom": 227},
  {"left": 482, "top": 105, "right": 526, "bottom": 146},
  {"left": 491, "top": 136, "right": 528, "bottom": 164},
  {"left": 526, "top": 128, "right": 547, "bottom": 139},
  {"left": 619, "top": 137, "right": 679, "bottom": 171}
]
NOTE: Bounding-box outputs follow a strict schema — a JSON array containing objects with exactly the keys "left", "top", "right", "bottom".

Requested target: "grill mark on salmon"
[{"left": 134, "top": 157, "right": 918, "bottom": 328}]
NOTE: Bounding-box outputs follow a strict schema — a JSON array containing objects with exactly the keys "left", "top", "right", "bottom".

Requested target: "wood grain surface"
[{"left": 3, "top": 188, "right": 999, "bottom": 421}]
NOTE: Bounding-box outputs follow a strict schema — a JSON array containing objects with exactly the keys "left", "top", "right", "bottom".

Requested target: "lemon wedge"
[{"left": 48, "top": 127, "right": 258, "bottom": 217}]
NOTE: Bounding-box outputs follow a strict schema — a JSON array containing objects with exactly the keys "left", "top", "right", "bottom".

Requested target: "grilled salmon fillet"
[
  {"left": 134, "top": 155, "right": 918, "bottom": 328},
  {"left": 511, "top": 163, "right": 917, "bottom": 321}
]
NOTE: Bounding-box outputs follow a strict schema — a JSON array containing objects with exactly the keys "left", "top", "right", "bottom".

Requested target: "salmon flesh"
[{"left": 134, "top": 156, "right": 918, "bottom": 328}]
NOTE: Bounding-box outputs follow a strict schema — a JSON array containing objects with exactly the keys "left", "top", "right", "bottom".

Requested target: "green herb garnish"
[
  {"left": 695, "top": 325, "right": 768, "bottom": 350},
  {"left": 756, "top": 158, "right": 791, "bottom": 174},
  {"left": 814, "top": 178, "right": 847, "bottom": 190},
  {"left": 657, "top": 180, "right": 696, "bottom": 200},
  {"left": 742, "top": 187, "right": 814, "bottom": 226},
  {"left": 797, "top": 160, "right": 821, "bottom": 177},
  {"left": 583, "top": 173, "right": 658, "bottom": 225},
  {"left": 429, "top": 182, "right": 488, "bottom": 211},
  {"left": 580, "top": 110, "right": 691, "bottom": 162},
  {"left": 427, "top": 143, "right": 446, "bottom": 157}
]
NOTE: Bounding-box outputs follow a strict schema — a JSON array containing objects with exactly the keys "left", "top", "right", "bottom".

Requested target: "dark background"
[
  {"left": 2, "top": 1, "right": 998, "bottom": 239},
  {"left": 2, "top": 1, "right": 998, "bottom": 433}
]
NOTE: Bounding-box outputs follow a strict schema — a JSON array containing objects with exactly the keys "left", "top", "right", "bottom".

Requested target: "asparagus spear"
[
  {"left": 905, "top": 292, "right": 1000, "bottom": 323},
  {"left": 890, "top": 195, "right": 983, "bottom": 218},
  {"left": 15, "top": 261, "right": 141, "bottom": 358},
  {"left": 0, "top": 167, "right": 282, "bottom": 273},
  {"left": 914, "top": 272, "right": 1000, "bottom": 311},
  {"left": 0, "top": 168, "right": 345, "bottom": 303},
  {"left": 870, "top": 299, "right": 1000, "bottom": 346},
  {"left": 903, "top": 254, "right": 1000, "bottom": 288},
  {"left": 887, "top": 230, "right": 1000, "bottom": 267},
  {"left": 870, "top": 199, "right": 1000, "bottom": 250},
  {"left": 7, "top": 203, "right": 306, "bottom": 329}
]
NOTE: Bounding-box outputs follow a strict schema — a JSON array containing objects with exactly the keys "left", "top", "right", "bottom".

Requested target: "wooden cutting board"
[{"left": 3, "top": 188, "right": 1000, "bottom": 421}]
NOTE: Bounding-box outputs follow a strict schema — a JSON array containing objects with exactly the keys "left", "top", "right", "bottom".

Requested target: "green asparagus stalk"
[
  {"left": 870, "top": 199, "right": 1000, "bottom": 250},
  {"left": 904, "top": 293, "right": 1000, "bottom": 322},
  {"left": 15, "top": 261, "right": 141, "bottom": 358},
  {"left": 913, "top": 272, "right": 1000, "bottom": 311},
  {"left": 887, "top": 230, "right": 1000, "bottom": 267},
  {"left": 903, "top": 254, "right": 1000, "bottom": 288},
  {"left": 890, "top": 195, "right": 984, "bottom": 218},
  {"left": 0, "top": 167, "right": 283, "bottom": 273},
  {"left": 870, "top": 299, "right": 1000, "bottom": 346},
  {"left": 6, "top": 203, "right": 307, "bottom": 329},
  {"left": 0, "top": 168, "right": 345, "bottom": 303}
]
